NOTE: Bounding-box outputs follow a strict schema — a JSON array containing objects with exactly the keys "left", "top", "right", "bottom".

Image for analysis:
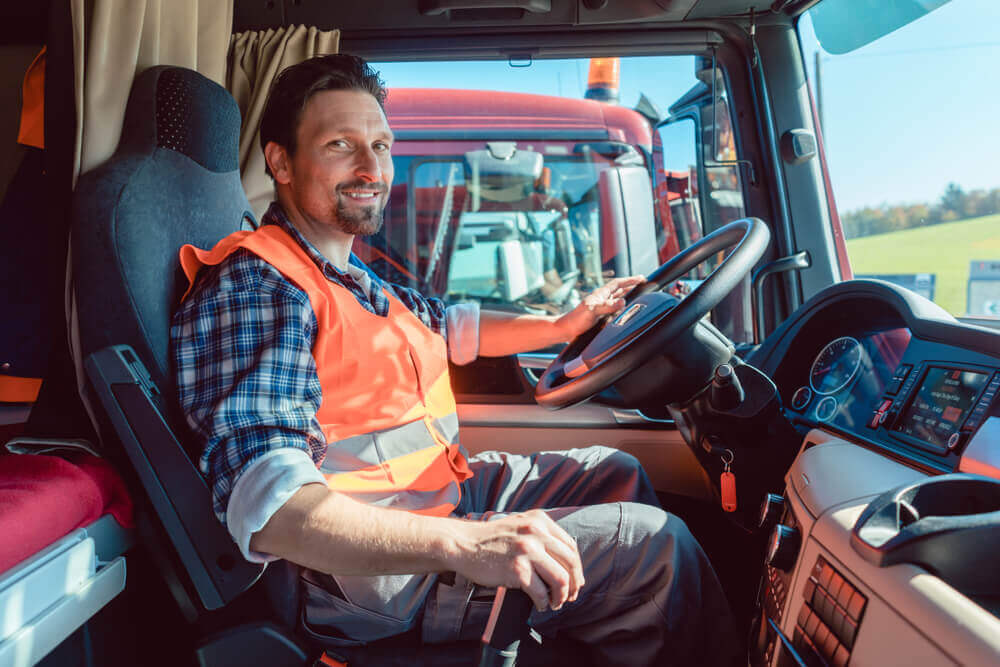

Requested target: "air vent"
[{"left": 793, "top": 556, "right": 867, "bottom": 666}]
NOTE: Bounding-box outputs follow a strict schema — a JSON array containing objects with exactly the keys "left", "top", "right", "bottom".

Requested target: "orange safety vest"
[{"left": 179, "top": 225, "right": 473, "bottom": 516}]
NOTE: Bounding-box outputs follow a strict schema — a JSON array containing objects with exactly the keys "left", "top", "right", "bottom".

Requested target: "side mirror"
[
  {"left": 597, "top": 165, "right": 659, "bottom": 277},
  {"left": 653, "top": 117, "right": 703, "bottom": 263},
  {"left": 498, "top": 240, "right": 543, "bottom": 301}
]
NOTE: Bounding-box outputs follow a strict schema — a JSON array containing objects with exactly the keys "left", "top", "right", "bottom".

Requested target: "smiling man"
[{"left": 170, "top": 54, "right": 736, "bottom": 665}]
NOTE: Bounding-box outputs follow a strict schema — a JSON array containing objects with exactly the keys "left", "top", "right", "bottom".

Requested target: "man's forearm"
[
  {"left": 249, "top": 482, "right": 585, "bottom": 612},
  {"left": 250, "top": 483, "right": 463, "bottom": 575},
  {"left": 477, "top": 310, "right": 569, "bottom": 357},
  {"left": 475, "top": 276, "right": 644, "bottom": 358}
]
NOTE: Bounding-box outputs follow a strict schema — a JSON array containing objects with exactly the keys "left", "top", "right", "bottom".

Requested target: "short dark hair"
[{"left": 259, "top": 54, "right": 387, "bottom": 177}]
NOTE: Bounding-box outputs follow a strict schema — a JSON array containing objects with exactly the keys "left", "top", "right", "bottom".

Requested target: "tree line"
[{"left": 841, "top": 183, "right": 1000, "bottom": 239}]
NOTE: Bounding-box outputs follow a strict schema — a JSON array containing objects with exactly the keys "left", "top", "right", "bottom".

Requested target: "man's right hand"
[{"left": 445, "top": 510, "right": 585, "bottom": 612}]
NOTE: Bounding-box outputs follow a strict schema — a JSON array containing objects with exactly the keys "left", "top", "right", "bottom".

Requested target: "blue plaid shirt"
[{"left": 171, "top": 203, "right": 448, "bottom": 526}]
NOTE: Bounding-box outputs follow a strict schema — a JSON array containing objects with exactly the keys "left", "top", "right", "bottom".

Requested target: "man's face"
[{"left": 274, "top": 89, "right": 394, "bottom": 236}]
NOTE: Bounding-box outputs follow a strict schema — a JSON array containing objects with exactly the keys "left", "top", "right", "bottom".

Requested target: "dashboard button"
[
  {"left": 885, "top": 377, "right": 904, "bottom": 395},
  {"left": 893, "top": 364, "right": 913, "bottom": 381},
  {"left": 818, "top": 563, "right": 834, "bottom": 589},
  {"left": 841, "top": 615, "right": 859, "bottom": 648},
  {"left": 804, "top": 578, "right": 817, "bottom": 605},
  {"left": 836, "top": 579, "right": 855, "bottom": 608},
  {"left": 822, "top": 632, "right": 840, "bottom": 662},
  {"left": 797, "top": 604, "right": 810, "bottom": 629},
  {"left": 804, "top": 609, "right": 820, "bottom": 636},
  {"left": 846, "top": 591, "right": 865, "bottom": 621},
  {"left": 947, "top": 431, "right": 965, "bottom": 451}
]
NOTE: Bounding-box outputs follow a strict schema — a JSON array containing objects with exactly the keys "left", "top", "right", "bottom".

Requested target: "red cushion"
[{"left": 0, "top": 453, "right": 133, "bottom": 574}]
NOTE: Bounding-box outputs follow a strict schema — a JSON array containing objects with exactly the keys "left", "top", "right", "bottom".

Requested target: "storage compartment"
[{"left": 851, "top": 473, "right": 1000, "bottom": 597}]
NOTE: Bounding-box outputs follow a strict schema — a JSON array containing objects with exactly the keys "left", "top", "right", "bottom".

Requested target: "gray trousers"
[
  {"left": 301, "top": 446, "right": 737, "bottom": 666},
  {"left": 422, "top": 446, "right": 738, "bottom": 666}
]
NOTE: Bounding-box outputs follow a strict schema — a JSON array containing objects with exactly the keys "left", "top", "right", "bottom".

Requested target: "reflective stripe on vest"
[{"left": 180, "top": 225, "right": 473, "bottom": 516}]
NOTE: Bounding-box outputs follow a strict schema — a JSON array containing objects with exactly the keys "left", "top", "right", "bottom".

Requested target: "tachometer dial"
[{"left": 810, "top": 336, "right": 863, "bottom": 395}]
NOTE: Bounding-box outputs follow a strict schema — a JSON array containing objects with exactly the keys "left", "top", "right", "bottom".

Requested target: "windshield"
[
  {"left": 375, "top": 145, "right": 644, "bottom": 304},
  {"left": 801, "top": 0, "right": 1000, "bottom": 321},
  {"left": 352, "top": 55, "right": 749, "bottom": 334}
]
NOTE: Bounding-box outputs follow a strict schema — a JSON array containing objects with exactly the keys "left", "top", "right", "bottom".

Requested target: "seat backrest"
[
  {"left": 72, "top": 65, "right": 255, "bottom": 400},
  {"left": 70, "top": 66, "right": 265, "bottom": 614}
]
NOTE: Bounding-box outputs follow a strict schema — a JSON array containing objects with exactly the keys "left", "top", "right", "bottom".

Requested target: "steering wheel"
[{"left": 534, "top": 218, "right": 771, "bottom": 409}]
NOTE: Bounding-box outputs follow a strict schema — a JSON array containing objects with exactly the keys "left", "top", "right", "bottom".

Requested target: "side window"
[
  {"left": 703, "top": 93, "right": 746, "bottom": 231},
  {"left": 654, "top": 97, "right": 747, "bottom": 277},
  {"left": 653, "top": 74, "right": 750, "bottom": 341}
]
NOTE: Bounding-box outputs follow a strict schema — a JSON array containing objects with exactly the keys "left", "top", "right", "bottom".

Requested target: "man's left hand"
[{"left": 555, "top": 276, "right": 646, "bottom": 341}]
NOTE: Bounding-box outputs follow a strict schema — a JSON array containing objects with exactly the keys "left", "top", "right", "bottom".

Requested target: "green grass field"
[{"left": 845, "top": 213, "right": 1000, "bottom": 316}]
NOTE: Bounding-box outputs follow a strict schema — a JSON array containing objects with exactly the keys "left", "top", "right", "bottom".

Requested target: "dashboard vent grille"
[{"left": 793, "top": 556, "right": 867, "bottom": 666}]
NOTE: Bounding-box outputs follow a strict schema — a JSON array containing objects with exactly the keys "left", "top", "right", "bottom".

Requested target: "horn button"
[{"left": 579, "top": 292, "right": 679, "bottom": 368}]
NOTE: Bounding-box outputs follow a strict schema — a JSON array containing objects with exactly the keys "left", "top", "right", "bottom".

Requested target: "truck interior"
[{"left": 1, "top": 1, "right": 999, "bottom": 666}]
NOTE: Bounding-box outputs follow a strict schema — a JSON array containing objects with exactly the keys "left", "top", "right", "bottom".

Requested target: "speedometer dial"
[{"left": 810, "top": 336, "right": 863, "bottom": 395}]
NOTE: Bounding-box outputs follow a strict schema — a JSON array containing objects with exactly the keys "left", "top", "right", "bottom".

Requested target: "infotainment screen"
[{"left": 896, "top": 367, "right": 990, "bottom": 449}]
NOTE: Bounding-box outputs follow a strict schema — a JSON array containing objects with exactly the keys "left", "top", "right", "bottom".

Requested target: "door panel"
[{"left": 457, "top": 404, "right": 713, "bottom": 501}]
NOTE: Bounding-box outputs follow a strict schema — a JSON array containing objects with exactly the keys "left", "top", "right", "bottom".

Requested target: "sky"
[{"left": 374, "top": 0, "right": 1000, "bottom": 214}]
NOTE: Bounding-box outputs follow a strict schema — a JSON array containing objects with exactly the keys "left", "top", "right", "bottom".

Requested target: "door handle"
[
  {"left": 516, "top": 352, "right": 556, "bottom": 370},
  {"left": 517, "top": 352, "right": 555, "bottom": 386},
  {"left": 610, "top": 409, "right": 673, "bottom": 426}
]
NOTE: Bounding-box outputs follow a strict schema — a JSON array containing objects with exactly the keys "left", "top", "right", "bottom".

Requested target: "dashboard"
[
  {"left": 745, "top": 280, "right": 1000, "bottom": 666},
  {"left": 753, "top": 281, "right": 1000, "bottom": 473}
]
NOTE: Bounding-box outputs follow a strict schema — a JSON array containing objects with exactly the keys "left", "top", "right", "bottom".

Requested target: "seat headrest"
[
  {"left": 72, "top": 64, "right": 252, "bottom": 402},
  {"left": 118, "top": 66, "right": 241, "bottom": 173}
]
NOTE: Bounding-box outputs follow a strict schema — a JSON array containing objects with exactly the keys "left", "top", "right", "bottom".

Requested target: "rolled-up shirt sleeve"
[
  {"left": 170, "top": 250, "right": 328, "bottom": 558},
  {"left": 445, "top": 301, "right": 480, "bottom": 365},
  {"left": 227, "top": 447, "right": 326, "bottom": 562}
]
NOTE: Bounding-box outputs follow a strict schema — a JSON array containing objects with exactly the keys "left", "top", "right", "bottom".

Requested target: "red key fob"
[{"left": 720, "top": 470, "right": 737, "bottom": 512}]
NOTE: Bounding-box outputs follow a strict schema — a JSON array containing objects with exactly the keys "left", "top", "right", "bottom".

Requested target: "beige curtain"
[
  {"left": 227, "top": 26, "right": 340, "bottom": 218},
  {"left": 70, "top": 0, "right": 233, "bottom": 182},
  {"left": 66, "top": 0, "right": 232, "bottom": 438}
]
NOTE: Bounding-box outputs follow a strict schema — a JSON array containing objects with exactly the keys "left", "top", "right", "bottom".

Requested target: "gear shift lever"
[{"left": 477, "top": 587, "right": 535, "bottom": 667}]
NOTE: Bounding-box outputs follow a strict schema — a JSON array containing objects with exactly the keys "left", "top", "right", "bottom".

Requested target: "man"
[{"left": 171, "top": 54, "right": 735, "bottom": 665}]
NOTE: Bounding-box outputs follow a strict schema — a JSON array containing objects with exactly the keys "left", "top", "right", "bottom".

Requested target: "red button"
[{"left": 847, "top": 591, "right": 865, "bottom": 620}]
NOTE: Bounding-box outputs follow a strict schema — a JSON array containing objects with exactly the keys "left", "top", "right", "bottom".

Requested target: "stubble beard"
[
  {"left": 333, "top": 180, "right": 388, "bottom": 236},
  {"left": 334, "top": 197, "right": 385, "bottom": 236}
]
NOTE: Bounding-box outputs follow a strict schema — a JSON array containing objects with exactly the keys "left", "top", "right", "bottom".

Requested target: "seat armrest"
[{"left": 84, "top": 345, "right": 263, "bottom": 611}]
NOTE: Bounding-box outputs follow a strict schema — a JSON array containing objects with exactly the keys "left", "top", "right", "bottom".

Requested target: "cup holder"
[{"left": 851, "top": 473, "right": 1000, "bottom": 596}]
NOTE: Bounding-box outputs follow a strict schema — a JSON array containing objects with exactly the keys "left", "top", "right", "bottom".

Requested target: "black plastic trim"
[
  {"left": 195, "top": 622, "right": 309, "bottom": 667},
  {"left": 85, "top": 345, "right": 263, "bottom": 611}
]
